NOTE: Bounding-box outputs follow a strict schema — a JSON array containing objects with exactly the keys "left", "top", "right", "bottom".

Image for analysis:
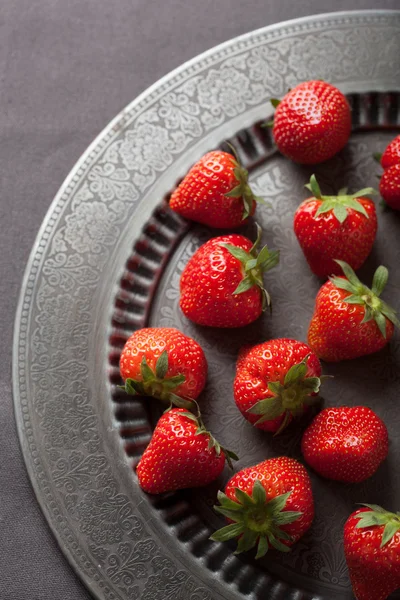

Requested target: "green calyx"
[
  {"left": 247, "top": 354, "right": 322, "bottom": 434},
  {"left": 219, "top": 223, "right": 280, "bottom": 311},
  {"left": 225, "top": 144, "right": 267, "bottom": 219},
  {"left": 179, "top": 410, "right": 239, "bottom": 469},
  {"left": 263, "top": 97, "right": 281, "bottom": 128},
  {"left": 305, "top": 174, "right": 377, "bottom": 224},
  {"left": 210, "top": 480, "right": 302, "bottom": 559},
  {"left": 123, "top": 350, "right": 193, "bottom": 410},
  {"left": 355, "top": 504, "right": 400, "bottom": 548},
  {"left": 330, "top": 260, "right": 400, "bottom": 339}
]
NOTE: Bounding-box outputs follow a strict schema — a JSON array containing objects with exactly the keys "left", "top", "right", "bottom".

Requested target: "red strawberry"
[
  {"left": 270, "top": 80, "right": 351, "bottom": 164},
  {"left": 379, "top": 163, "right": 400, "bottom": 211},
  {"left": 294, "top": 175, "right": 377, "bottom": 278},
  {"left": 344, "top": 504, "right": 400, "bottom": 600},
  {"left": 308, "top": 260, "right": 399, "bottom": 361},
  {"left": 180, "top": 226, "right": 279, "bottom": 328},
  {"left": 136, "top": 408, "right": 237, "bottom": 494},
  {"left": 210, "top": 457, "right": 314, "bottom": 558},
  {"left": 301, "top": 406, "right": 388, "bottom": 482},
  {"left": 169, "top": 149, "right": 264, "bottom": 228},
  {"left": 234, "top": 338, "right": 322, "bottom": 434},
  {"left": 119, "top": 327, "right": 207, "bottom": 408},
  {"left": 376, "top": 134, "right": 400, "bottom": 169}
]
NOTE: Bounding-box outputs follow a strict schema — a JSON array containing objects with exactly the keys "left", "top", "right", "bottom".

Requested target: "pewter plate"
[{"left": 13, "top": 11, "right": 400, "bottom": 600}]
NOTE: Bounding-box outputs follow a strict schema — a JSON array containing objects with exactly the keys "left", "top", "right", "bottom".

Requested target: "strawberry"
[
  {"left": 344, "top": 504, "right": 400, "bottom": 600},
  {"left": 210, "top": 457, "right": 314, "bottom": 558},
  {"left": 270, "top": 80, "right": 351, "bottom": 164},
  {"left": 119, "top": 327, "right": 207, "bottom": 408},
  {"left": 234, "top": 338, "right": 322, "bottom": 434},
  {"left": 375, "top": 134, "right": 400, "bottom": 169},
  {"left": 136, "top": 408, "right": 237, "bottom": 494},
  {"left": 169, "top": 149, "right": 264, "bottom": 228},
  {"left": 294, "top": 175, "right": 377, "bottom": 278},
  {"left": 308, "top": 260, "right": 399, "bottom": 361},
  {"left": 374, "top": 136, "right": 400, "bottom": 210},
  {"left": 301, "top": 406, "right": 388, "bottom": 483},
  {"left": 179, "top": 225, "right": 279, "bottom": 328},
  {"left": 379, "top": 164, "right": 400, "bottom": 211}
]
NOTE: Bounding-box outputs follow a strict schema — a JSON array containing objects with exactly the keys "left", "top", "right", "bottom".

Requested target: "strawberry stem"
[
  {"left": 270, "top": 98, "right": 281, "bottom": 108},
  {"left": 305, "top": 174, "right": 377, "bottom": 224},
  {"left": 219, "top": 223, "right": 279, "bottom": 311},
  {"left": 355, "top": 504, "right": 400, "bottom": 548},
  {"left": 224, "top": 144, "right": 267, "bottom": 219},
  {"left": 330, "top": 260, "right": 400, "bottom": 338},
  {"left": 123, "top": 350, "right": 193, "bottom": 409},
  {"left": 247, "top": 354, "right": 322, "bottom": 433},
  {"left": 179, "top": 409, "right": 238, "bottom": 469},
  {"left": 305, "top": 174, "right": 322, "bottom": 199},
  {"left": 210, "top": 480, "right": 302, "bottom": 558}
]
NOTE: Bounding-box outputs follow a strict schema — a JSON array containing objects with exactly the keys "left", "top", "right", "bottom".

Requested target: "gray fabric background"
[{"left": 1, "top": 2, "right": 398, "bottom": 599}]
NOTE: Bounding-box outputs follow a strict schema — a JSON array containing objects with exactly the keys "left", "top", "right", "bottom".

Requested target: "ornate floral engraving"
[
  {"left": 34, "top": 290, "right": 91, "bottom": 353},
  {"left": 70, "top": 473, "right": 137, "bottom": 545},
  {"left": 246, "top": 46, "right": 289, "bottom": 97},
  {"left": 143, "top": 556, "right": 213, "bottom": 600},
  {"left": 64, "top": 200, "right": 127, "bottom": 255},
  {"left": 42, "top": 252, "right": 99, "bottom": 291},
  {"left": 287, "top": 28, "right": 400, "bottom": 85},
  {"left": 31, "top": 352, "right": 88, "bottom": 391},
  {"left": 106, "top": 540, "right": 157, "bottom": 593},
  {"left": 158, "top": 92, "right": 202, "bottom": 138},
  {"left": 88, "top": 164, "right": 138, "bottom": 203},
  {"left": 119, "top": 124, "right": 187, "bottom": 191},
  {"left": 197, "top": 66, "right": 256, "bottom": 128},
  {"left": 42, "top": 392, "right": 100, "bottom": 455},
  {"left": 52, "top": 451, "right": 107, "bottom": 493}
]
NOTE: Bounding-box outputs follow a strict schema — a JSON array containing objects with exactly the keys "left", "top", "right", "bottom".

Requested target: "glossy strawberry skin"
[
  {"left": 136, "top": 408, "right": 226, "bottom": 494},
  {"left": 307, "top": 280, "right": 395, "bottom": 362},
  {"left": 169, "top": 151, "right": 255, "bottom": 228},
  {"left": 302, "top": 406, "right": 388, "bottom": 482},
  {"left": 272, "top": 81, "right": 351, "bottom": 165},
  {"left": 180, "top": 235, "right": 263, "bottom": 328},
  {"left": 234, "top": 339, "right": 321, "bottom": 432},
  {"left": 119, "top": 327, "right": 207, "bottom": 400},
  {"left": 344, "top": 508, "right": 400, "bottom": 600},
  {"left": 379, "top": 164, "right": 400, "bottom": 211},
  {"left": 381, "top": 134, "right": 400, "bottom": 169},
  {"left": 225, "top": 457, "right": 314, "bottom": 547},
  {"left": 294, "top": 197, "right": 377, "bottom": 278}
]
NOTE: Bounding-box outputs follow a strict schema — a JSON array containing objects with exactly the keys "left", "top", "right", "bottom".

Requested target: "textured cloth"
[{"left": 0, "top": 1, "right": 398, "bottom": 599}]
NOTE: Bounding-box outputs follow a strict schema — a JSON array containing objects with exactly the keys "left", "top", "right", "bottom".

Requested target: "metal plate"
[{"left": 13, "top": 11, "right": 400, "bottom": 600}]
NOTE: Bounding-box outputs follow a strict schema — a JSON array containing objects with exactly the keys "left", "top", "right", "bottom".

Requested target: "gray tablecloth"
[{"left": 1, "top": 2, "right": 398, "bottom": 599}]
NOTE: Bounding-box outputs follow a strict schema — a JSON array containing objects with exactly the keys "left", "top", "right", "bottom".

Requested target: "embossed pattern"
[{"left": 13, "top": 13, "right": 400, "bottom": 600}]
